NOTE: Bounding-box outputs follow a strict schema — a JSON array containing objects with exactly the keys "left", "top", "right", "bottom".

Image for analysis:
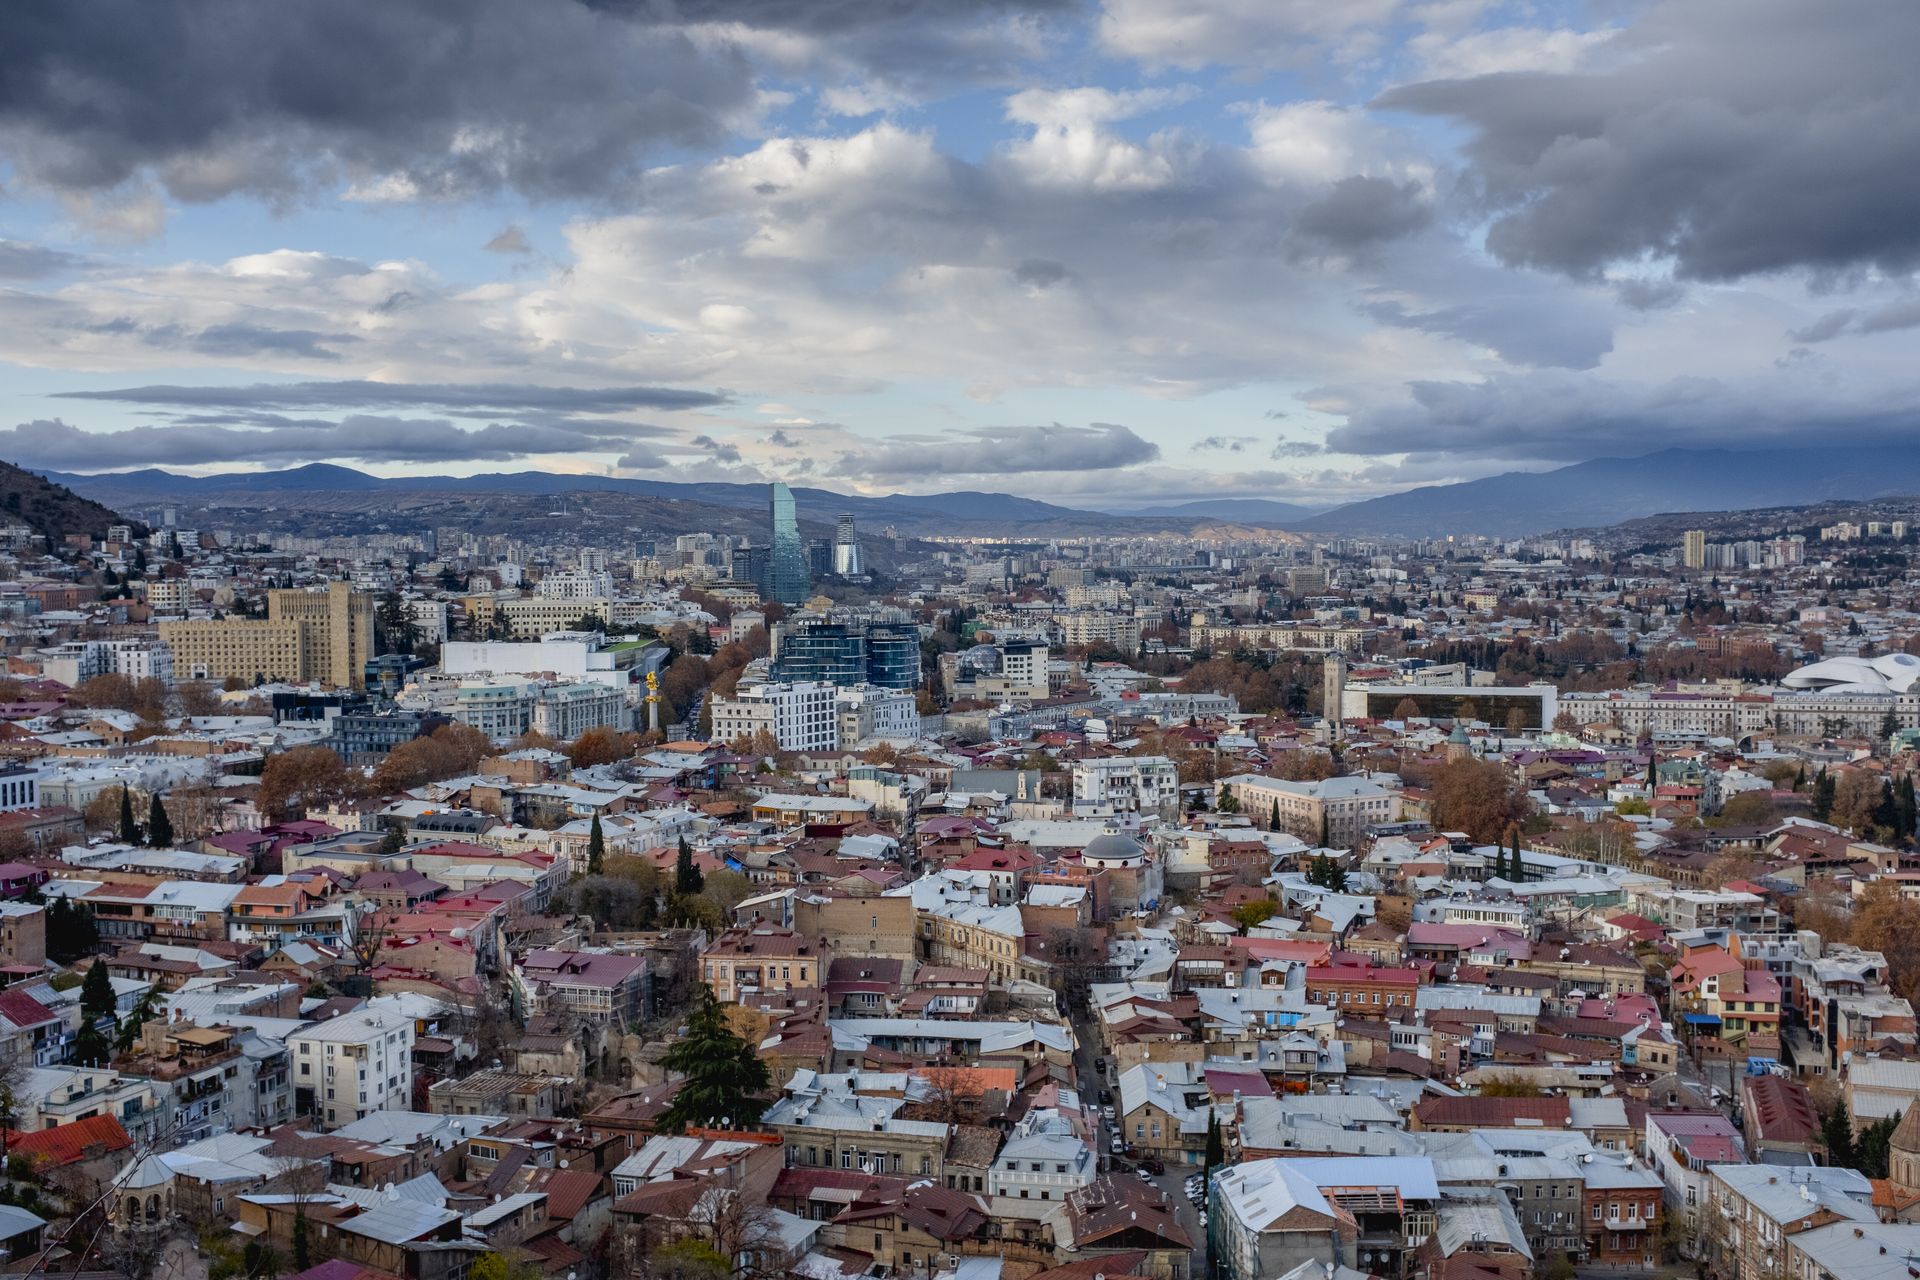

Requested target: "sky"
[{"left": 2, "top": 0, "right": 1918, "bottom": 511}]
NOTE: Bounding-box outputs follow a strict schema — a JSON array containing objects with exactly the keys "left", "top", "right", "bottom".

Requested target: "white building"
[
  {"left": 440, "top": 632, "right": 645, "bottom": 692},
  {"left": 836, "top": 686, "right": 921, "bottom": 746},
  {"left": 988, "top": 1107, "right": 1096, "bottom": 1209},
  {"left": 38, "top": 639, "right": 175, "bottom": 686},
  {"left": 532, "top": 681, "right": 630, "bottom": 739},
  {"left": 537, "top": 568, "right": 616, "bottom": 601},
  {"left": 1072, "top": 755, "right": 1180, "bottom": 820},
  {"left": 711, "top": 682, "right": 838, "bottom": 751},
  {"left": 287, "top": 1008, "right": 415, "bottom": 1131}
]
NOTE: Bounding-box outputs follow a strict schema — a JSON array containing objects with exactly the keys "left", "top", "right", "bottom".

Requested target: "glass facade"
[
  {"left": 767, "top": 482, "right": 811, "bottom": 606},
  {"left": 773, "top": 620, "right": 923, "bottom": 689}
]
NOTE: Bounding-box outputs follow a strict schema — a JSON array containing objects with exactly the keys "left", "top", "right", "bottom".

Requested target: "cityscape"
[{"left": 0, "top": 5, "right": 1917, "bottom": 1280}]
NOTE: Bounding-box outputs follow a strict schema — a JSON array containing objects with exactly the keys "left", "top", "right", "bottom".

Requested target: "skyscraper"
[
  {"left": 767, "top": 482, "right": 811, "bottom": 606},
  {"left": 833, "top": 512, "right": 863, "bottom": 576}
]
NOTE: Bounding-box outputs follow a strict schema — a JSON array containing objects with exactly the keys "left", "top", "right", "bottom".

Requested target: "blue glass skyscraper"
[{"left": 767, "top": 481, "right": 811, "bottom": 606}]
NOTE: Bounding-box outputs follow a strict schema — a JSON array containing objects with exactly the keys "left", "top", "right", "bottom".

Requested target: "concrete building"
[
  {"left": 1071, "top": 756, "right": 1180, "bottom": 820},
  {"left": 162, "top": 582, "right": 374, "bottom": 689},
  {"left": 1220, "top": 775, "right": 1400, "bottom": 849},
  {"left": 287, "top": 1007, "right": 415, "bottom": 1130}
]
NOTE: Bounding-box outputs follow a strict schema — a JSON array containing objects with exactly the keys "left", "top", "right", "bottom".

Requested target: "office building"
[
  {"left": 161, "top": 582, "right": 374, "bottom": 689},
  {"left": 771, "top": 619, "right": 921, "bottom": 690},
  {"left": 767, "top": 482, "right": 811, "bottom": 606}
]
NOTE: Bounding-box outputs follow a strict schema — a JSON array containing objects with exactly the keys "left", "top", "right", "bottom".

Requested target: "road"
[{"left": 1068, "top": 992, "right": 1210, "bottom": 1268}]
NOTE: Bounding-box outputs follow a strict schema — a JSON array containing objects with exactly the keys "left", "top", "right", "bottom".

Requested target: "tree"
[
  {"left": 1833, "top": 769, "right": 1889, "bottom": 837},
  {"left": 1478, "top": 1074, "right": 1544, "bottom": 1097},
  {"left": 1269, "top": 802, "right": 1281, "bottom": 832},
  {"left": 145, "top": 793, "right": 173, "bottom": 847},
  {"left": 70, "top": 1023, "right": 111, "bottom": 1067},
  {"left": 1216, "top": 785, "right": 1238, "bottom": 814},
  {"left": 1231, "top": 899, "right": 1278, "bottom": 932},
  {"left": 292, "top": 1209, "right": 311, "bottom": 1271},
  {"left": 586, "top": 812, "right": 606, "bottom": 876},
  {"left": 1860, "top": 1112, "right": 1901, "bottom": 1179},
  {"left": 114, "top": 982, "right": 163, "bottom": 1053},
  {"left": 1204, "top": 1110, "right": 1225, "bottom": 1169},
  {"left": 81, "top": 960, "right": 117, "bottom": 1025},
  {"left": 258, "top": 745, "right": 360, "bottom": 821},
  {"left": 1509, "top": 826, "right": 1524, "bottom": 882},
  {"left": 1305, "top": 854, "right": 1346, "bottom": 892},
  {"left": 1812, "top": 769, "right": 1836, "bottom": 823},
  {"left": 1455, "top": 700, "right": 1479, "bottom": 724},
  {"left": 45, "top": 897, "right": 99, "bottom": 963},
  {"left": 1821, "top": 1099, "right": 1856, "bottom": 1169},
  {"left": 1429, "top": 757, "right": 1530, "bottom": 844},
  {"left": 571, "top": 726, "right": 637, "bottom": 768},
  {"left": 1392, "top": 696, "right": 1421, "bottom": 722},
  {"left": 674, "top": 835, "right": 704, "bottom": 896},
  {"left": 657, "top": 985, "right": 773, "bottom": 1132},
  {"left": 117, "top": 785, "right": 140, "bottom": 844},
  {"left": 1505, "top": 707, "right": 1527, "bottom": 735},
  {"left": 376, "top": 589, "right": 418, "bottom": 657}
]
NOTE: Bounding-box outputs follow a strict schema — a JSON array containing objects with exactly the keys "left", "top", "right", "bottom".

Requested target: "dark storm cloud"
[
  {"left": 0, "top": 0, "right": 1076, "bottom": 204},
  {"left": 834, "top": 421, "right": 1158, "bottom": 480},
  {"left": 1324, "top": 372, "right": 1920, "bottom": 462},
  {"left": 0, "top": 238, "right": 86, "bottom": 279},
  {"left": 55, "top": 379, "right": 726, "bottom": 413},
  {"left": 1376, "top": 0, "right": 1920, "bottom": 281},
  {"left": 0, "top": 414, "right": 664, "bottom": 468},
  {"left": 1291, "top": 177, "right": 1431, "bottom": 254},
  {"left": 1011, "top": 258, "right": 1069, "bottom": 288},
  {"left": 0, "top": 0, "right": 756, "bottom": 202}
]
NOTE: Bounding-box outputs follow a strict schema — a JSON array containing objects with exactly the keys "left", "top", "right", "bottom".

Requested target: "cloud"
[
  {"left": 1791, "top": 297, "right": 1920, "bottom": 344},
  {"left": 834, "top": 421, "right": 1159, "bottom": 479},
  {"left": 1362, "top": 295, "right": 1613, "bottom": 370},
  {"left": 1271, "top": 440, "right": 1324, "bottom": 459},
  {"left": 1011, "top": 258, "right": 1069, "bottom": 288},
  {"left": 0, "top": 414, "right": 665, "bottom": 469},
  {"left": 1324, "top": 369, "right": 1920, "bottom": 462},
  {"left": 1196, "top": 435, "right": 1255, "bottom": 452},
  {"left": 55, "top": 379, "right": 726, "bottom": 413},
  {"left": 0, "top": 239, "right": 86, "bottom": 280},
  {"left": 484, "top": 225, "right": 532, "bottom": 254},
  {"left": 1292, "top": 176, "right": 1432, "bottom": 255},
  {"left": 1376, "top": 0, "right": 1920, "bottom": 281},
  {"left": 1098, "top": 0, "right": 1401, "bottom": 71}
]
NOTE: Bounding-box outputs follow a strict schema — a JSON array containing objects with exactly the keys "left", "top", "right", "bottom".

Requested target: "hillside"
[
  {"left": 1298, "top": 448, "right": 1920, "bottom": 539},
  {"left": 1123, "top": 498, "right": 1334, "bottom": 524},
  {"left": 0, "top": 459, "right": 144, "bottom": 544}
]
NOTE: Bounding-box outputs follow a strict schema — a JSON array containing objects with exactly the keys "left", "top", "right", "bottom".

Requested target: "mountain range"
[
  {"left": 0, "top": 460, "right": 142, "bottom": 543},
  {"left": 32, "top": 446, "right": 1920, "bottom": 540}
]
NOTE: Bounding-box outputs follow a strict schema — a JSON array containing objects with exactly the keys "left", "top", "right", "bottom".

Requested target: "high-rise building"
[
  {"left": 161, "top": 581, "right": 374, "bottom": 689},
  {"left": 833, "top": 513, "right": 863, "bottom": 576},
  {"left": 767, "top": 482, "right": 811, "bottom": 606},
  {"left": 1682, "top": 529, "right": 1707, "bottom": 570}
]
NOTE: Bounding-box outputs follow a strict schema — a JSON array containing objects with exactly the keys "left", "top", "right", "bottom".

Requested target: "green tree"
[
  {"left": 1318, "top": 810, "right": 1330, "bottom": 849},
  {"left": 658, "top": 985, "right": 773, "bottom": 1132},
  {"left": 1859, "top": 1113, "right": 1900, "bottom": 1179},
  {"left": 1216, "top": 785, "right": 1238, "bottom": 814},
  {"left": 117, "top": 785, "right": 140, "bottom": 844},
  {"left": 1269, "top": 802, "right": 1281, "bottom": 833},
  {"left": 292, "top": 1210, "right": 311, "bottom": 1271},
  {"left": 70, "top": 1023, "right": 111, "bottom": 1067},
  {"left": 1305, "top": 854, "right": 1345, "bottom": 892},
  {"left": 145, "top": 793, "right": 173, "bottom": 847},
  {"left": 1822, "top": 1099, "right": 1856, "bottom": 1169},
  {"left": 675, "top": 835, "right": 704, "bottom": 896},
  {"left": 1204, "top": 1110, "right": 1225, "bottom": 1169},
  {"left": 587, "top": 812, "right": 606, "bottom": 876},
  {"left": 1230, "top": 900, "right": 1278, "bottom": 933},
  {"left": 1813, "top": 769, "right": 1836, "bottom": 822},
  {"left": 377, "top": 818, "right": 407, "bottom": 855},
  {"left": 1510, "top": 827, "right": 1525, "bottom": 882},
  {"left": 376, "top": 589, "right": 417, "bottom": 657},
  {"left": 114, "top": 982, "right": 163, "bottom": 1052},
  {"left": 81, "top": 960, "right": 117, "bottom": 1023}
]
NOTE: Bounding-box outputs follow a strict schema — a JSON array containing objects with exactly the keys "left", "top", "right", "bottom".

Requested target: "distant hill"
[
  {"left": 39, "top": 466, "right": 1314, "bottom": 536},
  {"left": 0, "top": 459, "right": 143, "bottom": 544},
  {"left": 1298, "top": 447, "right": 1920, "bottom": 539},
  {"left": 1123, "top": 498, "right": 1333, "bottom": 524}
]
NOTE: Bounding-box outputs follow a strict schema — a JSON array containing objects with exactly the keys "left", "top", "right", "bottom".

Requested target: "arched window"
[{"left": 146, "top": 1193, "right": 161, "bottom": 1220}]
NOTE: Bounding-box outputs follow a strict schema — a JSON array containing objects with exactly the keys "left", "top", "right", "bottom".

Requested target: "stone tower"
[{"left": 1323, "top": 652, "right": 1346, "bottom": 741}]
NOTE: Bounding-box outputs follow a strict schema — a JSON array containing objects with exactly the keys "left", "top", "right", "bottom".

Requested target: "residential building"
[
  {"left": 287, "top": 1007, "right": 416, "bottom": 1131},
  {"left": 161, "top": 582, "right": 375, "bottom": 689}
]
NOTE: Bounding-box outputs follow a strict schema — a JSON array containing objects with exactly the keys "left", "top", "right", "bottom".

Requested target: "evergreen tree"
[
  {"left": 114, "top": 982, "right": 163, "bottom": 1052},
  {"left": 635, "top": 890, "right": 659, "bottom": 929},
  {"left": 1318, "top": 810, "right": 1330, "bottom": 849},
  {"left": 1306, "top": 854, "right": 1346, "bottom": 892},
  {"left": 657, "top": 984, "right": 773, "bottom": 1132},
  {"left": 1812, "top": 769, "right": 1836, "bottom": 823},
  {"left": 1822, "top": 1099, "right": 1856, "bottom": 1169},
  {"left": 117, "top": 785, "right": 140, "bottom": 844},
  {"left": 145, "top": 793, "right": 174, "bottom": 847},
  {"left": 1204, "top": 1110, "right": 1225, "bottom": 1168},
  {"left": 377, "top": 819, "right": 407, "bottom": 855},
  {"left": 1216, "top": 785, "right": 1238, "bottom": 814},
  {"left": 1881, "top": 709, "right": 1902, "bottom": 743},
  {"left": 1860, "top": 1113, "right": 1900, "bottom": 1179},
  {"left": 376, "top": 589, "right": 417, "bottom": 657},
  {"left": 587, "top": 813, "right": 606, "bottom": 876},
  {"left": 675, "top": 835, "right": 704, "bottom": 896},
  {"left": 1795, "top": 762, "right": 1807, "bottom": 792},
  {"left": 1270, "top": 802, "right": 1281, "bottom": 833},
  {"left": 292, "top": 1211, "right": 311, "bottom": 1271},
  {"left": 1900, "top": 776, "right": 1918, "bottom": 842},
  {"left": 1645, "top": 752, "right": 1658, "bottom": 793},
  {"left": 70, "top": 1023, "right": 111, "bottom": 1067},
  {"left": 1510, "top": 827, "right": 1524, "bottom": 882},
  {"left": 81, "top": 960, "right": 118, "bottom": 1024}
]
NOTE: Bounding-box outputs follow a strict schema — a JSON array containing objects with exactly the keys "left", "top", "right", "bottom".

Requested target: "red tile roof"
[{"left": 5, "top": 1114, "right": 133, "bottom": 1167}]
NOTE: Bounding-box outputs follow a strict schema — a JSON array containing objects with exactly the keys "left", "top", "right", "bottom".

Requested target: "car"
[
  {"left": 1109, "top": 1137, "right": 1124, "bottom": 1154},
  {"left": 1102, "top": 1104, "right": 1116, "bottom": 1120},
  {"left": 1139, "top": 1156, "right": 1166, "bottom": 1175},
  {"left": 1135, "top": 1167, "right": 1155, "bottom": 1181},
  {"left": 1099, "top": 1089, "right": 1113, "bottom": 1106},
  {"left": 1093, "top": 1056, "right": 1106, "bottom": 1072}
]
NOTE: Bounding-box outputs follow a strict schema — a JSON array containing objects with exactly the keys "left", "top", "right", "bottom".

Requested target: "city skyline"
[{"left": 1, "top": 1, "right": 1916, "bottom": 511}]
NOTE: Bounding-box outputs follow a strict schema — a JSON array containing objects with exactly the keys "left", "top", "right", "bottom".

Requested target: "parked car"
[
  {"left": 1139, "top": 1155, "right": 1166, "bottom": 1175},
  {"left": 1109, "top": 1136, "right": 1124, "bottom": 1154}
]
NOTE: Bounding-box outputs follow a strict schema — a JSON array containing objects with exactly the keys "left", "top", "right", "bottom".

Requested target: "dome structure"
[
  {"left": 1781, "top": 652, "right": 1920, "bottom": 694},
  {"left": 1082, "top": 833, "right": 1146, "bottom": 865}
]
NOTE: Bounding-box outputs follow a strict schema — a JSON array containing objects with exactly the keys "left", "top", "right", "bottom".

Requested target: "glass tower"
[{"left": 767, "top": 482, "right": 811, "bottom": 606}]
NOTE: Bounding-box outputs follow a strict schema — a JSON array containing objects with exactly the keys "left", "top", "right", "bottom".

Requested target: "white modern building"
[
  {"left": 537, "top": 568, "right": 616, "bottom": 601},
  {"left": 711, "top": 681, "right": 839, "bottom": 752},
  {"left": 287, "top": 1007, "right": 415, "bottom": 1131},
  {"left": 836, "top": 686, "right": 921, "bottom": 746}
]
